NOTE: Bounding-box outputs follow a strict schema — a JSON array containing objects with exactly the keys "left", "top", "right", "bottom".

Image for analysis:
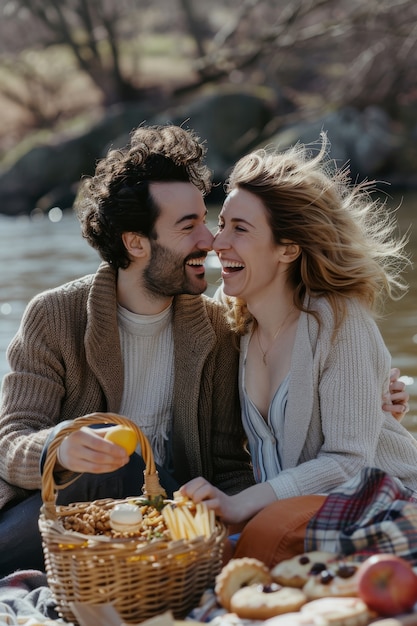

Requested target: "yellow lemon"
[{"left": 104, "top": 425, "right": 138, "bottom": 455}]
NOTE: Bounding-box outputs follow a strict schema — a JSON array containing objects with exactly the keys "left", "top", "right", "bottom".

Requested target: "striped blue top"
[{"left": 239, "top": 331, "right": 290, "bottom": 484}]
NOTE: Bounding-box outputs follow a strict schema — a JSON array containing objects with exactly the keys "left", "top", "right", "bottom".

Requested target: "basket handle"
[{"left": 41, "top": 412, "right": 167, "bottom": 517}]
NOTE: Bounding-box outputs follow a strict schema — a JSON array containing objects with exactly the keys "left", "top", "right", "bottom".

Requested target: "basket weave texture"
[{"left": 39, "top": 413, "right": 226, "bottom": 624}]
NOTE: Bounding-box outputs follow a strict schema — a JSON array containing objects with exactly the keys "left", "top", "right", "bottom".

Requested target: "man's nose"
[{"left": 198, "top": 224, "right": 215, "bottom": 250}]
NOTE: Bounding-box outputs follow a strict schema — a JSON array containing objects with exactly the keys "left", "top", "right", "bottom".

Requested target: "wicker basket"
[{"left": 39, "top": 413, "right": 226, "bottom": 624}]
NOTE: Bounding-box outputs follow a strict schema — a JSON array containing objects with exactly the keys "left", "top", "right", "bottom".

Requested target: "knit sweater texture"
[
  {"left": 0, "top": 263, "right": 254, "bottom": 511},
  {"left": 238, "top": 296, "right": 417, "bottom": 499}
]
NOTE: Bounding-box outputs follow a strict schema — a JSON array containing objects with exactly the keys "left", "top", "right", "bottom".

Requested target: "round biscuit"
[
  {"left": 215, "top": 557, "right": 271, "bottom": 611},
  {"left": 301, "top": 597, "right": 371, "bottom": 626},
  {"left": 271, "top": 551, "right": 338, "bottom": 588},
  {"left": 303, "top": 562, "right": 360, "bottom": 600},
  {"left": 230, "top": 583, "right": 307, "bottom": 620}
]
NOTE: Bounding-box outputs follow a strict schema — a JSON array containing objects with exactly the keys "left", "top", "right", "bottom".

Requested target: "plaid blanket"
[{"left": 305, "top": 467, "right": 417, "bottom": 565}]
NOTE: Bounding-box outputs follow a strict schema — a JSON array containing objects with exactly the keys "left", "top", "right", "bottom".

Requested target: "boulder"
[
  {"left": 152, "top": 88, "right": 276, "bottom": 181},
  {"left": 0, "top": 103, "right": 151, "bottom": 216},
  {"left": 0, "top": 89, "right": 274, "bottom": 216},
  {"left": 1, "top": 93, "right": 416, "bottom": 216},
  {"left": 257, "top": 106, "right": 400, "bottom": 181}
]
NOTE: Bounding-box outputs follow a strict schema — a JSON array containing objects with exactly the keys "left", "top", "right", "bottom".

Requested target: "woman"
[{"left": 181, "top": 135, "right": 417, "bottom": 565}]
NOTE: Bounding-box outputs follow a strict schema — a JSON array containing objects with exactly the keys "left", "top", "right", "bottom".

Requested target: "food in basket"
[
  {"left": 104, "top": 424, "right": 138, "bottom": 454},
  {"left": 109, "top": 503, "right": 143, "bottom": 533},
  {"left": 40, "top": 415, "right": 227, "bottom": 625},
  {"left": 215, "top": 557, "right": 272, "bottom": 611},
  {"left": 60, "top": 497, "right": 168, "bottom": 540},
  {"left": 230, "top": 582, "right": 307, "bottom": 620},
  {"left": 162, "top": 501, "right": 216, "bottom": 540},
  {"left": 59, "top": 493, "right": 216, "bottom": 543}
]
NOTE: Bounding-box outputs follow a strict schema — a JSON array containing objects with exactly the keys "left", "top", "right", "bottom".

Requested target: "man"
[
  {"left": 0, "top": 124, "right": 254, "bottom": 575},
  {"left": 0, "top": 124, "right": 408, "bottom": 575}
]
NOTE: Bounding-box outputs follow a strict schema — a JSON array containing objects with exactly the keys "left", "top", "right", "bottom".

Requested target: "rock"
[
  {"left": 151, "top": 87, "right": 276, "bottom": 180},
  {"left": 257, "top": 106, "right": 399, "bottom": 181},
  {"left": 0, "top": 103, "right": 151, "bottom": 216},
  {"left": 0, "top": 89, "right": 274, "bottom": 216},
  {"left": 1, "top": 94, "right": 416, "bottom": 216}
]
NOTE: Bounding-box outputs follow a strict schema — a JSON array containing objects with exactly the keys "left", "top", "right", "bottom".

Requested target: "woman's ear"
[
  {"left": 280, "top": 241, "right": 301, "bottom": 264},
  {"left": 122, "top": 232, "right": 151, "bottom": 259}
]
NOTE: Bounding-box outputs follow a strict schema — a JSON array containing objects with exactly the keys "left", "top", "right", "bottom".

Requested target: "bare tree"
[
  {"left": 0, "top": 0, "right": 416, "bottom": 141},
  {"left": 174, "top": 0, "right": 417, "bottom": 116},
  {"left": 0, "top": 0, "right": 143, "bottom": 105}
]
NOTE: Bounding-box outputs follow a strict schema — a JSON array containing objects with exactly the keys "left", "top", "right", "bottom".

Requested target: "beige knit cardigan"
[
  {"left": 0, "top": 263, "right": 254, "bottom": 511},
  {"left": 239, "top": 296, "right": 417, "bottom": 498}
]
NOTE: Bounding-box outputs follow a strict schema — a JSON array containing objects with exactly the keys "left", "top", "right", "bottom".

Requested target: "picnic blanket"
[
  {"left": 0, "top": 569, "right": 62, "bottom": 624},
  {"left": 305, "top": 466, "right": 417, "bottom": 565},
  {"left": 3, "top": 467, "right": 417, "bottom": 624}
]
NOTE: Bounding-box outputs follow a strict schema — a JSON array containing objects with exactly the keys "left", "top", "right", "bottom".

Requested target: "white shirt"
[{"left": 117, "top": 303, "right": 174, "bottom": 467}]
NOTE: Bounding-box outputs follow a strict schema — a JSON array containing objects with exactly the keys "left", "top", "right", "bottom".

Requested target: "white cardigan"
[{"left": 239, "top": 295, "right": 417, "bottom": 499}]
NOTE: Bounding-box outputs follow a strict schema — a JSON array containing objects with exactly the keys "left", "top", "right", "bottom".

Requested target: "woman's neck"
[{"left": 247, "top": 288, "right": 296, "bottom": 340}]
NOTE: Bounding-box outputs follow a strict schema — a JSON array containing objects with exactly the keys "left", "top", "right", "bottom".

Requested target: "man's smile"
[{"left": 185, "top": 256, "right": 207, "bottom": 267}]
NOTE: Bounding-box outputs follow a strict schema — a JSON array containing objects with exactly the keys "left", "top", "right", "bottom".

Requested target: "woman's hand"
[
  {"left": 57, "top": 425, "right": 129, "bottom": 473},
  {"left": 180, "top": 477, "right": 241, "bottom": 524},
  {"left": 383, "top": 367, "right": 410, "bottom": 421},
  {"left": 180, "top": 477, "right": 277, "bottom": 525}
]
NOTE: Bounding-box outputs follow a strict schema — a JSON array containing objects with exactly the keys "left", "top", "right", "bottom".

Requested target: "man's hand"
[
  {"left": 57, "top": 425, "right": 130, "bottom": 473},
  {"left": 383, "top": 367, "right": 410, "bottom": 421}
]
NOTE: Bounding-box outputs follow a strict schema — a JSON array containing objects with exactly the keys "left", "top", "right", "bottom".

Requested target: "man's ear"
[{"left": 122, "top": 232, "right": 151, "bottom": 259}]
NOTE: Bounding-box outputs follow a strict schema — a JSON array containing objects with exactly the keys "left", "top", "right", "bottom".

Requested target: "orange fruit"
[{"left": 104, "top": 425, "right": 138, "bottom": 455}]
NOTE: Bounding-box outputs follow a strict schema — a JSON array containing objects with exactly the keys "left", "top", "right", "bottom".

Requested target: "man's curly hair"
[{"left": 75, "top": 125, "right": 212, "bottom": 269}]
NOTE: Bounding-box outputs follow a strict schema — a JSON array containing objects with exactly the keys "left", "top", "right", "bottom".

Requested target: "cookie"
[
  {"left": 215, "top": 557, "right": 272, "bottom": 611},
  {"left": 230, "top": 582, "right": 307, "bottom": 620},
  {"left": 303, "top": 562, "right": 360, "bottom": 600},
  {"left": 301, "top": 597, "right": 371, "bottom": 626},
  {"left": 209, "top": 613, "right": 250, "bottom": 626},
  {"left": 264, "top": 613, "right": 324, "bottom": 625},
  {"left": 271, "top": 551, "right": 338, "bottom": 588}
]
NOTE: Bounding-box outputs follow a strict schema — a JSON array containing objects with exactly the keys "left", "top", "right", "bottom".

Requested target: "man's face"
[{"left": 143, "top": 182, "right": 214, "bottom": 296}]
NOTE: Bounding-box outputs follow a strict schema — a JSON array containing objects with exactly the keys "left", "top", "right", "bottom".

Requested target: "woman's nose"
[{"left": 213, "top": 230, "right": 228, "bottom": 252}]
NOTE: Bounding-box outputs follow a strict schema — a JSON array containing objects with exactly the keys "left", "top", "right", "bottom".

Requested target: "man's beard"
[{"left": 143, "top": 240, "right": 207, "bottom": 297}]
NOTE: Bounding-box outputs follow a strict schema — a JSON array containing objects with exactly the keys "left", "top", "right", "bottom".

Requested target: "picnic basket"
[{"left": 39, "top": 413, "right": 226, "bottom": 625}]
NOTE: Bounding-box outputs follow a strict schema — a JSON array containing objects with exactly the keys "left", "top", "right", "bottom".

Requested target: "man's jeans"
[{"left": 0, "top": 454, "right": 179, "bottom": 577}]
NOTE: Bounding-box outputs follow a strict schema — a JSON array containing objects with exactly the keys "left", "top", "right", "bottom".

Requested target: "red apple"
[{"left": 357, "top": 554, "right": 417, "bottom": 617}]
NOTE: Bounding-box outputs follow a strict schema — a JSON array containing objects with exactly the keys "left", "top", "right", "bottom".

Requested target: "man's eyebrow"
[{"left": 174, "top": 210, "right": 207, "bottom": 225}]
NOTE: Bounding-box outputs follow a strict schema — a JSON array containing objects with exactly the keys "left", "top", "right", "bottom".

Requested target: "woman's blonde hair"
[{"left": 222, "top": 133, "right": 410, "bottom": 335}]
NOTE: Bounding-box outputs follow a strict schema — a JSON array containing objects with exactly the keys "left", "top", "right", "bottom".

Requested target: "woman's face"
[{"left": 214, "top": 187, "right": 285, "bottom": 302}]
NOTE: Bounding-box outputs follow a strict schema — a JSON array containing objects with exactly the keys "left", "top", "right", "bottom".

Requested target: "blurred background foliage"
[
  {"left": 0, "top": 0, "right": 416, "bottom": 419},
  {"left": 0, "top": 0, "right": 416, "bottom": 165}
]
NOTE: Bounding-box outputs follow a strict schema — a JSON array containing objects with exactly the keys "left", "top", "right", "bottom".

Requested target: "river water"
[{"left": 0, "top": 193, "right": 416, "bottom": 431}]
